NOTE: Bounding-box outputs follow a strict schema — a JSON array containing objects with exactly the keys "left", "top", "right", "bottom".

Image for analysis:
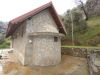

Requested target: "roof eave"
[{"left": 6, "top": 1, "right": 67, "bottom": 37}]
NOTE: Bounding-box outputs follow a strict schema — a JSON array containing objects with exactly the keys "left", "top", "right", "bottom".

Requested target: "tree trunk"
[{"left": 79, "top": 0, "right": 88, "bottom": 20}]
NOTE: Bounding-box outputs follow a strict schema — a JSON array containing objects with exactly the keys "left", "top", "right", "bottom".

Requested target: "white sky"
[{"left": 0, "top": 0, "right": 87, "bottom": 22}]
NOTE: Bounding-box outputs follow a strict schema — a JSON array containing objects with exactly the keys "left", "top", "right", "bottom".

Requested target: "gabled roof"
[{"left": 6, "top": 1, "right": 67, "bottom": 37}]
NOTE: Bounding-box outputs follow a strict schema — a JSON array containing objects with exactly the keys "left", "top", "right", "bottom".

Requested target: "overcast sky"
[{"left": 0, "top": 0, "right": 87, "bottom": 22}]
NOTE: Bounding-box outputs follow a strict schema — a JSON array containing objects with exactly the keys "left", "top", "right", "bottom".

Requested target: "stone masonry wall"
[
  {"left": 26, "top": 9, "right": 59, "bottom": 33},
  {"left": 12, "top": 9, "right": 62, "bottom": 66},
  {"left": 12, "top": 22, "right": 27, "bottom": 65},
  {"left": 25, "top": 36, "right": 61, "bottom": 66},
  {"left": 25, "top": 9, "right": 61, "bottom": 66}
]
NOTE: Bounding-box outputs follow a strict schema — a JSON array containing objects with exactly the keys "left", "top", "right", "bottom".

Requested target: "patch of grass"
[
  {"left": 62, "top": 45, "right": 100, "bottom": 49},
  {"left": 75, "top": 16, "right": 100, "bottom": 46},
  {"left": 0, "top": 38, "right": 11, "bottom": 49},
  {"left": 96, "top": 57, "right": 100, "bottom": 61},
  {"left": 80, "top": 25, "right": 100, "bottom": 40},
  {"left": 87, "top": 16, "right": 100, "bottom": 27}
]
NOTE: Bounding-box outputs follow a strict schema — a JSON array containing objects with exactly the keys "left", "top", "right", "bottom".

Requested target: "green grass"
[
  {"left": 62, "top": 45, "right": 100, "bottom": 49},
  {"left": 87, "top": 16, "right": 100, "bottom": 27},
  {"left": 80, "top": 25, "right": 100, "bottom": 40},
  {"left": 84, "top": 16, "right": 100, "bottom": 40},
  {"left": 75, "top": 16, "right": 100, "bottom": 46},
  {"left": 0, "top": 38, "right": 11, "bottom": 49},
  {"left": 62, "top": 46, "right": 100, "bottom": 52},
  {"left": 96, "top": 57, "right": 100, "bottom": 61}
]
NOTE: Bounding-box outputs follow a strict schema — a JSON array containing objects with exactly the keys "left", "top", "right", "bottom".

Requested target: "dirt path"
[{"left": 0, "top": 53, "right": 89, "bottom": 75}]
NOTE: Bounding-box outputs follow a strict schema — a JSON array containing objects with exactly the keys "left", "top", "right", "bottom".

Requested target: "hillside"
[
  {"left": 0, "top": 22, "right": 7, "bottom": 43},
  {"left": 61, "top": 16, "right": 100, "bottom": 46},
  {"left": 0, "top": 21, "right": 8, "bottom": 33},
  {"left": 0, "top": 38, "right": 10, "bottom": 48},
  {"left": 0, "top": 21, "right": 10, "bottom": 48},
  {"left": 77, "top": 16, "right": 100, "bottom": 46},
  {"left": 61, "top": 0, "right": 100, "bottom": 47}
]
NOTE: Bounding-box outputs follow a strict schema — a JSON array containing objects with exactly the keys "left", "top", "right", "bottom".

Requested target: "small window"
[
  {"left": 28, "top": 17, "right": 32, "bottom": 20},
  {"left": 54, "top": 37, "right": 58, "bottom": 42}
]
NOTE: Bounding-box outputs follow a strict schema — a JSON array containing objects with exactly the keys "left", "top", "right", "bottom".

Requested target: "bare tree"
[{"left": 75, "top": 0, "right": 88, "bottom": 20}]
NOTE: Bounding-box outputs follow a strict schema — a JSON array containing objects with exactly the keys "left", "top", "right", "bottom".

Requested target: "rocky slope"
[{"left": 85, "top": 0, "right": 100, "bottom": 17}]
